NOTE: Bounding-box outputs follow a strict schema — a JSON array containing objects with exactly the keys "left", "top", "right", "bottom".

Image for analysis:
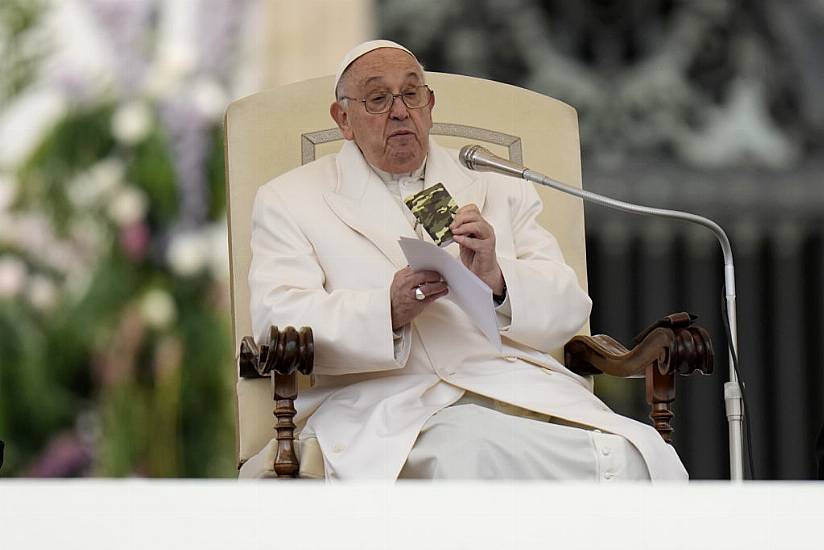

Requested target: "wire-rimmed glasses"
[{"left": 341, "top": 85, "right": 432, "bottom": 114}]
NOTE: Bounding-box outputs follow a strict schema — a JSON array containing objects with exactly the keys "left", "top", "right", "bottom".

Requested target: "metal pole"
[
  {"left": 723, "top": 271, "right": 745, "bottom": 481},
  {"left": 522, "top": 168, "right": 746, "bottom": 481}
]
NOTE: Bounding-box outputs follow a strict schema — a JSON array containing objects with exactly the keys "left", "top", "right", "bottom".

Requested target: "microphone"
[
  {"left": 459, "top": 143, "right": 746, "bottom": 481},
  {"left": 459, "top": 144, "right": 526, "bottom": 178}
]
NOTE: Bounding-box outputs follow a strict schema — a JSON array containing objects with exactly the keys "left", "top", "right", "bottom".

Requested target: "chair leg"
[
  {"left": 273, "top": 371, "right": 299, "bottom": 477},
  {"left": 646, "top": 361, "right": 676, "bottom": 443},
  {"left": 239, "top": 326, "right": 313, "bottom": 477}
]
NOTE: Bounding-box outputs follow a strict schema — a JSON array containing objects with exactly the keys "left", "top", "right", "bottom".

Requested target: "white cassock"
[{"left": 245, "top": 139, "right": 687, "bottom": 481}]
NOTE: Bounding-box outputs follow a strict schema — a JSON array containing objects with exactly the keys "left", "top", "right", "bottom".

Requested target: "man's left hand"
[{"left": 450, "top": 204, "right": 504, "bottom": 295}]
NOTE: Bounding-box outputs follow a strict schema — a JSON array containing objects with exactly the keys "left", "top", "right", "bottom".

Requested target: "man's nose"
[{"left": 388, "top": 95, "right": 409, "bottom": 119}]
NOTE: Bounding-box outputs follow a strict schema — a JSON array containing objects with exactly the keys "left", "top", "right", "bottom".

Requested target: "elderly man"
[{"left": 243, "top": 40, "right": 687, "bottom": 481}]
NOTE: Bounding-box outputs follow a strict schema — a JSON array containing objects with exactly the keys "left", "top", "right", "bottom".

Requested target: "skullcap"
[{"left": 333, "top": 40, "right": 416, "bottom": 97}]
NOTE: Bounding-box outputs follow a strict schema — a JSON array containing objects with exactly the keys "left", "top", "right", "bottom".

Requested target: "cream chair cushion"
[{"left": 225, "top": 73, "right": 589, "bottom": 471}]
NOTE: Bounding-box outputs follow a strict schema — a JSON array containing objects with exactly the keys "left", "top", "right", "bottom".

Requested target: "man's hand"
[
  {"left": 450, "top": 204, "right": 504, "bottom": 294},
  {"left": 390, "top": 267, "right": 448, "bottom": 330}
]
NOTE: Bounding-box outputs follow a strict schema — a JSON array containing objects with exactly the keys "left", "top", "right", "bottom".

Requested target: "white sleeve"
[
  {"left": 249, "top": 185, "right": 410, "bottom": 375},
  {"left": 494, "top": 289, "right": 512, "bottom": 329},
  {"left": 496, "top": 180, "right": 592, "bottom": 351}
]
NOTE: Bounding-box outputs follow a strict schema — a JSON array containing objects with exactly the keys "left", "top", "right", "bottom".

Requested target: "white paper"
[{"left": 398, "top": 237, "right": 502, "bottom": 350}]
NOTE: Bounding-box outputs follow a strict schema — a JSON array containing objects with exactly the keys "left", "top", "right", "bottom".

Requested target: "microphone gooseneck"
[{"left": 459, "top": 143, "right": 746, "bottom": 482}]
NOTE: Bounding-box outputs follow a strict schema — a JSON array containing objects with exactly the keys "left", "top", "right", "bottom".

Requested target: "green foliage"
[
  {"left": 129, "top": 127, "right": 179, "bottom": 226},
  {"left": 18, "top": 105, "right": 117, "bottom": 230},
  {"left": 0, "top": 301, "right": 75, "bottom": 473},
  {"left": 0, "top": 3, "right": 238, "bottom": 480},
  {"left": 1, "top": 99, "right": 236, "bottom": 479},
  {"left": 175, "top": 285, "right": 235, "bottom": 477},
  {"left": 0, "top": 0, "right": 47, "bottom": 107},
  {"left": 98, "top": 382, "right": 151, "bottom": 476}
]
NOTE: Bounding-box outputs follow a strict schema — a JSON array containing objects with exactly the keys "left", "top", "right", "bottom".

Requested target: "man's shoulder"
[
  {"left": 257, "top": 153, "right": 339, "bottom": 201},
  {"left": 433, "top": 142, "right": 525, "bottom": 190},
  {"left": 441, "top": 147, "right": 533, "bottom": 206}
]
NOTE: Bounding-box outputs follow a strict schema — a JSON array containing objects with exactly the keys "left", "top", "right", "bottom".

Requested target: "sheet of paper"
[{"left": 398, "top": 237, "right": 501, "bottom": 350}]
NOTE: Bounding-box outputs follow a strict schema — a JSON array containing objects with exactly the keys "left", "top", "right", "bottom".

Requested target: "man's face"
[{"left": 331, "top": 48, "right": 434, "bottom": 174}]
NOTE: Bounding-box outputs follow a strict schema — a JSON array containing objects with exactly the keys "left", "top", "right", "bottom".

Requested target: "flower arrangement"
[{"left": 0, "top": 0, "right": 252, "bottom": 477}]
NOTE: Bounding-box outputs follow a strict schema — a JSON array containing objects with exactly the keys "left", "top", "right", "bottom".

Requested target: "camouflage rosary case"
[{"left": 403, "top": 182, "right": 459, "bottom": 247}]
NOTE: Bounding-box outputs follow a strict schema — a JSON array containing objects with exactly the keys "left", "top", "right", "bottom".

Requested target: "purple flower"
[
  {"left": 26, "top": 433, "right": 94, "bottom": 478},
  {"left": 120, "top": 221, "right": 151, "bottom": 261},
  {"left": 86, "top": 0, "right": 153, "bottom": 95}
]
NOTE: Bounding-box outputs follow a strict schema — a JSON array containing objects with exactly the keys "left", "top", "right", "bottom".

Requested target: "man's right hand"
[{"left": 390, "top": 267, "right": 448, "bottom": 330}]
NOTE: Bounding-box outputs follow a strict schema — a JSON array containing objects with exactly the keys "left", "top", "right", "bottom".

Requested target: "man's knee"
[{"left": 402, "top": 405, "right": 502, "bottom": 478}]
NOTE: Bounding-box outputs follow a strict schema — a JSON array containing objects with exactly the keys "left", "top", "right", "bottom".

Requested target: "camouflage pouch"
[{"left": 404, "top": 182, "right": 458, "bottom": 247}]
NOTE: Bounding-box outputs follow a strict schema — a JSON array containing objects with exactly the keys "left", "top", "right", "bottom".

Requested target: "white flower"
[
  {"left": 0, "top": 173, "right": 18, "bottom": 211},
  {"left": 111, "top": 101, "right": 153, "bottom": 145},
  {"left": 192, "top": 77, "right": 228, "bottom": 120},
  {"left": 67, "top": 158, "right": 125, "bottom": 208},
  {"left": 0, "top": 88, "right": 67, "bottom": 169},
  {"left": 139, "top": 288, "right": 177, "bottom": 330},
  {"left": 45, "top": 242, "right": 78, "bottom": 274},
  {"left": 143, "top": 45, "right": 195, "bottom": 99},
  {"left": 166, "top": 231, "right": 209, "bottom": 277},
  {"left": 13, "top": 213, "right": 53, "bottom": 252},
  {"left": 27, "top": 275, "right": 59, "bottom": 311},
  {"left": 90, "top": 158, "right": 125, "bottom": 190},
  {"left": 69, "top": 217, "right": 109, "bottom": 259},
  {"left": 106, "top": 186, "right": 148, "bottom": 227},
  {"left": 66, "top": 173, "right": 97, "bottom": 208},
  {"left": 0, "top": 256, "right": 27, "bottom": 298}
]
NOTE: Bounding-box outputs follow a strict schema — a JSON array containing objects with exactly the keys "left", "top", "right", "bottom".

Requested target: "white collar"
[{"left": 368, "top": 157, "right": 427, "bottom": 184}]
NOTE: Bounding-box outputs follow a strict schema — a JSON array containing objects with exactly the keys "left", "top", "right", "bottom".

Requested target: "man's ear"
[{"left": 330, "top": 101, "right": 355, "bottom": 141}]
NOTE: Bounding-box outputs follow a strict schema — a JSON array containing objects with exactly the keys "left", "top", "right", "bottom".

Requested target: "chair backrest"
[{"left": 224, "top": 73, "right": 589, "bottom": 463}]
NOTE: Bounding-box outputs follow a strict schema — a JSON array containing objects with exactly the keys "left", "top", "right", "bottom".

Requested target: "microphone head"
[
  {"left": 459, "top": 144, "right": 485, "bottom": 170},
  {"left": 458, "top": 144, "right": 526, "bottom": 178}
]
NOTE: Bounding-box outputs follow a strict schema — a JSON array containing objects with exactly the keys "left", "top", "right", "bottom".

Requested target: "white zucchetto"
[{"left": 333, "top": 39, "right": 416, "bottom": 97}]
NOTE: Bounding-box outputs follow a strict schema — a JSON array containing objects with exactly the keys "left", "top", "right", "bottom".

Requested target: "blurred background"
[{"left": 0, "top": 0, "right": 821, "bottom": 479}]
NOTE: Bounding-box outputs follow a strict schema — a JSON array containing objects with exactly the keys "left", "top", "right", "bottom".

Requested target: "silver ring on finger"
[{"left": 414, "top": 286, "right": 426, "bottom": 301}]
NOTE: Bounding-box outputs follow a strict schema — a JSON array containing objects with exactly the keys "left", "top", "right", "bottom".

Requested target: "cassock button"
[
  {"left": 504, "top": 355, "right": 518, "bottom": 363},
  {"left": 603, "top": 472, "right": 615, "bottom": 480},
  {"left": 601, "top": 447, "right": 611, "bottom": 456}
]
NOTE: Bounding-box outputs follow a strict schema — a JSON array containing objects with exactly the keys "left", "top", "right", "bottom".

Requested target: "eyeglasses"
[{"left": 341, "top": 85, "right": 432, "bottom": 114}]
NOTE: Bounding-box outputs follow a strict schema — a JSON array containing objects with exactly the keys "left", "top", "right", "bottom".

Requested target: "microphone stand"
[{"left": 461, "top": 145, "right": 745, "bottom": 481}]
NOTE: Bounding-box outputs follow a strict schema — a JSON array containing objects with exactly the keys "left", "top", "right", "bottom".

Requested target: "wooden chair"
[{"left": 224, "top": 73, "right": 713, "bottom": 478}]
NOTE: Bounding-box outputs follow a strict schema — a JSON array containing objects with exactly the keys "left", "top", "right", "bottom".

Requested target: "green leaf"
[{"left": 129, "top": 128, "right": 179, "bottom": 226}]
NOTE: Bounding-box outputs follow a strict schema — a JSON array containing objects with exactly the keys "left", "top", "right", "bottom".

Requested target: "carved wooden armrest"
[
  {"left": 238, "top": 326, "right": 314, "bottom": 477},
  {"left": 564, "top": 312, "right": 713, "bottom": 442}
]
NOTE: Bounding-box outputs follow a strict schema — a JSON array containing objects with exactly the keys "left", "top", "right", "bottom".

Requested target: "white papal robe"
[{"left": 245, "top": 138, "right": 687, "bottom": 481}]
